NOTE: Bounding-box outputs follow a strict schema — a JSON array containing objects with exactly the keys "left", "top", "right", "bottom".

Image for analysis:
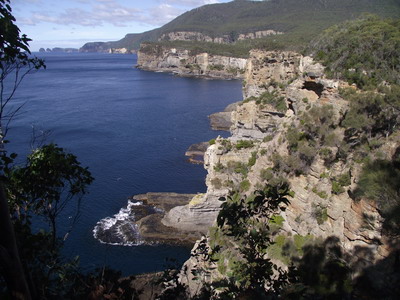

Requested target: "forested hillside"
[{"left": 81, "top": 0, "right": 400, "bottom": 55}]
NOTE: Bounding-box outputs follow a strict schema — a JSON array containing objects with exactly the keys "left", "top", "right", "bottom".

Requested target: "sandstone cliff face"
[
  {"left": 167, "top": 50, "right": 398, "bottom": 294},
  {"left": 137, "top": 44, "right": 247, "bottom": 79},
  {"left": 159, "top": 30, "right": 283, "bottom": 44}
]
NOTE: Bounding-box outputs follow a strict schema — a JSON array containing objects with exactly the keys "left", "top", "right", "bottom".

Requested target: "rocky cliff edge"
[{"left": 159, "top": 49, "right": 399, "bottom": 295}]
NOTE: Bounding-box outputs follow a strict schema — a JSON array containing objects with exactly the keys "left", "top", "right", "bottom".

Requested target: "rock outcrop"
[
  {"left": 162, "top": 50, "right": 399, "bottom": 295},
  {"left": 79, "top": 43, "right": 135, "bottom": 54},
  {"left": 208, "top": 101, "right": 240, "bottom": 131},
  {"left": 137, "top": 44, "right": 247, "bottom": 79},
  {"left": 185, "top": 142, "right": 209, "bottom": 164},
  {"left": 93, "top": 193, "right": 201, "bottom": 246},
  {"left": 159, "top": 30, "right": 283, "bottom": 44}
]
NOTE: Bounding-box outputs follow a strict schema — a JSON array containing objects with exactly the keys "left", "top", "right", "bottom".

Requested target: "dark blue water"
[{"left": 6, "top": 53, "right": 242, "bottom": 275}]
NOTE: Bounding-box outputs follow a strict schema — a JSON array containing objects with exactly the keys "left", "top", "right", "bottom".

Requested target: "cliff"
[
  {"left": 158, "top": 30, "right": 283, "bottom": 44},
  {"left": 79, "top": 42, "right": 135, "bottom": 54},
  {"left": 136, "top": 44, "right": 247, "bottom": 79},
  {"left": 158, "top": 50, "right": 400, "bottom": 297}
]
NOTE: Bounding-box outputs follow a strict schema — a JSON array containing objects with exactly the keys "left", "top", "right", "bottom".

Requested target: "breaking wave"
[{"left": 93, "top": 200, "right": 144, "bottom": 246}]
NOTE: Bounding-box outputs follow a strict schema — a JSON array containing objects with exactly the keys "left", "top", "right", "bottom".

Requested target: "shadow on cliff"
[{"left": 287, "top": 235, "right": 400, "bottom": 299}]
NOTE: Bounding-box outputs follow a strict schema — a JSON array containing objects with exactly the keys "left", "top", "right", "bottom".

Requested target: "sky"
[{"left": 11, "top": 0, "right": 232, "bottom": 51}]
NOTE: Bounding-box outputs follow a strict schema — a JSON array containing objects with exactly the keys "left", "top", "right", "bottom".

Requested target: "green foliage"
[
  {"left": 287, "top": 237, "right": 353, "bottom": 299},
  {"left": 312, "top": 187, "right": 328, "bottom": 200},
  {"left": 127, "top": 0, "right": 400, "bottom": 56},
  {"left": 227, "top": 161, "right": 248, "bottom": 177},
  {"left": 312, "top": 204, "right": 328, "bottom": 225},
  {"left": 269, "top": 215, "right": 285, "bottom": 234},
  {"left": 263, "top": 135, "right": 274, "bottom": 143},
  {"left": 309, "top": 15, "right": 400, "bottom": 87},
  {"left": 320, "top": 172, "right": 329, "bottom": 179},
  {"left": 270, "top": 215, "right": 285, "bottom": 227},
  {"left": 341, "top": 86, "right": 400, "bottom": 146},
  {"left": 268, "top": 234, "right": 315, "bottom": 265},
  {"left": 235, "top": 139, "right": 254, "bottom": 150},
  {"left": 212, "top": 185, "right": 292, "bottom": 297},
  {"left": 0, "top": 143, "right": 95, "bottom": 298},
  {"left": 0, "top": 0, "right": 45, "bottom": 141},
  {"left": 248, "top": 151, "right": 257, "bottom": 167},
  {"left": 255, "top": 91, "right": 287, "bottom": 112},
  {"left": 331, "top": 172, "right": 351, "bottom": 195},
  {"left": 208, "top": 138, "right": 216, "bottom": 145},
  {"left": 214, "top": 162, "right": 224, "bottom": 172},
  {"left": 220, "top": 138, "right": 232, "bottom": 151},
  {"left": 293, "top": 234, "right": 314, "bottom": 256},
  {"left": 283, "top": 105, "right": 339, "bottom": 174},
  {"left": 208, "top": 64, "right": 224, "bottom": 71},
  {"left": 353, "top": 159, "right": 400, "bottom": 235},
  {"left": 239, "top": 179, "right": 250, "bottom": 192}
]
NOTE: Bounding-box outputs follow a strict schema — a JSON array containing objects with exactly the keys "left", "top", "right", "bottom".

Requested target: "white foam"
[{"left": 93, "top": 200, "right": 144, "bottom": 246}]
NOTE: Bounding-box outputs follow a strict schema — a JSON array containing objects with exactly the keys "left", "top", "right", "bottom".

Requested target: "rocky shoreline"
[
  {"left": 93, "top": 192, "right": 202, "bottom": 247},
  {"left": 136, "top": 44, "right": 247, "bottom": 80},
  {"left": 94, "top": 99, "right": 240, "bottom": 247}
]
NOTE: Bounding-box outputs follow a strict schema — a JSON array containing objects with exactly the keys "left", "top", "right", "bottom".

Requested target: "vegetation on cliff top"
[
  {"left": 309, "top": 14, "right": 400, "bottom": 88},
  {"left": 174, "top": 14, "right": 400, "bottom": 299},
  {"left": 87, "top": 0, "right": 400, "bottom": 54}
]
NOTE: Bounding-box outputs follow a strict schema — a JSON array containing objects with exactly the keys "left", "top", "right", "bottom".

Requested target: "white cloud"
[
  {"left": 16, "top": 0, "right": 223, "bottom": 29},
  {"left": 140, "top": 4, "right": 184, "bottom": 26},
  {"left": 161, "top": 0, "right": 220, "bottom": 7},
  {"left": 19, "top": 1, "right": 142, "bottom": 27}
]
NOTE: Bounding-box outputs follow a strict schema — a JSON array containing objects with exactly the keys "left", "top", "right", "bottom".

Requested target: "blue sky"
[{"left": 11, "top": 0, "right": 232, "bottom": 51}]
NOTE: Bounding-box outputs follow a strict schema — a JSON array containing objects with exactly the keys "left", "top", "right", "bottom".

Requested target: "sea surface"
[{"left": 6, "top": 53, "right": 243, "bottom": 275}]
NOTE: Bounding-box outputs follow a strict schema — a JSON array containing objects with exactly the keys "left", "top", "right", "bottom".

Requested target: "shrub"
[
  {"left": 209, "top": 138, "right": 216, "bottom": 145},
  {"left": 331, "top": 172, "right": 351, "bottom": 194},
  {"left": 240, "top": 179, "right": 251, "bottom": 192},
  {"left": 227, "top": 161, "right": 248, "bottom": 177},
  {"left": 312, "top": 187, "right": 328, "bottom": 199},
  {"left": 312, "top": 204, "right": 328, "bottom": 225},
  {"left": 255, "top": 91, "right": 287, "bottom": 112},
  {"left": 309, "top": 15, "right": 400, "bottom": 88},
  {"left": 248, "top": 151, "right": 257, "bottom": 167},
  {"left": 220, "top": 139, "right": 232, "bottom": 151},
  {"left": 353, "top": 159, "right": 400, "bottom": 234},
  {"left": 235, "top": 140, "right": 254, "bottom": 150},
  {"left": 209, "top": 64, "right": 224, "bottom": 71},
  {"left": 263, "top": 135, "right": 274, "bottom": 143},
  {"left": 214, "top": 162, "right": 224, "bottom": 172}
]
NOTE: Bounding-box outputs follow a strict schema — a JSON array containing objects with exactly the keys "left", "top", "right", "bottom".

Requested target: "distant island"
[{"left": 39, "top": 47, "right": 79, "bottom": 53}]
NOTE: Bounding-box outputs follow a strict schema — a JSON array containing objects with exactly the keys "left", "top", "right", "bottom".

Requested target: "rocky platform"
[{"left": 132, "top": 193, "right": 202, "bottom": 246}]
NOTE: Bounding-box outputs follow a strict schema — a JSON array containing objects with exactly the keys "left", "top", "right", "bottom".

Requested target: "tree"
[
  {"left": 206, "top": 184, "right": 291, "bottom": 298},
  {"left": 0, "top": 0, "right": 45, "bottom": 142},
  {"left": 0, "top": 1, "right": 43, "bottom": 298},
  {"left": 6, "top": 144, "right": 94, "bottom": 248},
  {"left": 0, "top": 1, "right": 93, "bottom": 299}
]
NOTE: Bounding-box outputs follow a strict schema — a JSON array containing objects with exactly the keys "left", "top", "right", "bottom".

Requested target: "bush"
[
  {"left": 255, "top": 91, "right": 287, "bottom": 112},
  {"left": 312, "top": 204, "right": 328, "bottom": 225},
  {"left": 226, "top": 161, "right": 247, "bottom": 177},
  {"left": 353, "top": 159, "right": 400, "bottom": 234},
  {"left": 263, "top": 135, "right": 274, "bottom": 143},
  {"left": 312, "top": 187, "right": 328, "bottom": 199},
  {"left": 235, "top": 140, "right": 254, "bottom": 150},
  {"left": 214, "top": 162, "right": 224, "bottom": 172},
  {"left": 248, "top": 151, "right": 257, "bottom": 167},
  {"left": 240, "top": 179, "right": 251, "bottom": 192},
  {"left": 309, "top": 15, "right": 400, "bottom": 88}
]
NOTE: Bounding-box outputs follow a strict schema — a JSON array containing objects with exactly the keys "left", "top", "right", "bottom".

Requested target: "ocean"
[{"left": 6, "top": 53, "right": 243, "bottom": 275}]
